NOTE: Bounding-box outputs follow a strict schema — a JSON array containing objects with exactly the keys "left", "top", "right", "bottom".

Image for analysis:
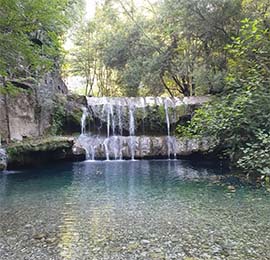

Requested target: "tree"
[
  {"left": 177, "top": 14, "right": 270, "bottom": 176},
  {"left": 70, "top": 21, "right": 98, "bottom": 96},
  {"left": 0, "top": 0, "right": 84, "bottom": 140},
  {"left": 0, "top": 0, "right": 84, "bottom": 81}
]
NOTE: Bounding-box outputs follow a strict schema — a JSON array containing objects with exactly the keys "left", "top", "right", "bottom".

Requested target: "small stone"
[
  {"left": 141, "top": 239, "right": 150, "bottom": 245},
  {"left": 24, "top": 224, "right": 33, "bottom": 229},
  {"left": 154, "top": 248, "right": 162, "bottom": 253},
  {"left": 227, "top": 185, "right": 236, "bottom": 192},
  {"left": 45, "top": 237, "right": 57, "bottom": 244},
  {"left": 93, "top": 247, "right": 101, "bottom": 252},
  {"left": 33, "top": 233, "right": 47, "bottom": 240}
]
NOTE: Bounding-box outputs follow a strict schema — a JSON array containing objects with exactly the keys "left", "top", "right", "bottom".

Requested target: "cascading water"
[
  {"left": 117, "top": 101, "right": 123, "bottom": 136},
  {"left": 128, "top": 103, "right": 136, "bottom": 160},
  {"left": 77, "top": 96, "right": 201, "bottom": 161},
  {"left": 164, "top": 98, "right": 177, "bottom": 159},
  {"left": 81, "top": 107, "right": 88, "bottom": 135},
  {"left": 142, "top": 97, "right": 146, "bottom": 135}
]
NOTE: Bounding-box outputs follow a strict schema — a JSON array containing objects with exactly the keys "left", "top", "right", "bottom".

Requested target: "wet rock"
[
  {"left": 227, "top": 185, "right": 236, "bottom": 192},
  {"left": 0, "top": 148, "right": 7, "bottom": 171},
  {"left": 33, "top": 233, "right": 47, "bottom": 240},
  {"left": 141, "top": 239, "right": 150, "bottom": 245},
  {"left": 73, "top": 136, "right": 217, "bottom": 160},
  {"left": 7, "top": 136, "right": 75, "bottom": 169},
  {"left": 86, "top": 96, "right": 210, "bottom": 135}
]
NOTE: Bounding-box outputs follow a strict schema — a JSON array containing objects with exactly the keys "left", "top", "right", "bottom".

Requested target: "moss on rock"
[{"left": 7, "top": 136, "right": 76, "bottom": 169}]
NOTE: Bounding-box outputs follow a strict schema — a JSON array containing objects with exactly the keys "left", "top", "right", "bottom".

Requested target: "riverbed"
[{"left": 0, "top": 160, "right": 269, "bottom": 259}]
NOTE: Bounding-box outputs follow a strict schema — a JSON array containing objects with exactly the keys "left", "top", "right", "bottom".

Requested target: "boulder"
[{"left": 6, "top": 136, "right": 76, "bottom": 169}]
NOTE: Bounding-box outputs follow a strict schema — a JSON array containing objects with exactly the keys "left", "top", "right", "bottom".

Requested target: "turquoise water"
[{"left": 0, "top": 160, "right": 270, "bottom": 260}]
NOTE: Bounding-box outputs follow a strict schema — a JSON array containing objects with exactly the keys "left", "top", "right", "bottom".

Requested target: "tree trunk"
[{"left": 160, "top": 74, "right": 174, "bottom": 97}]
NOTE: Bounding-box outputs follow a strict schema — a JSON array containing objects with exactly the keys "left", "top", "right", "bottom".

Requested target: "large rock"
[
  {"left": 0, "top": 92, "right": 40, "bottom": 141},
  {"left": 0, "top": 148, "right": 7, "bottom": 171},
  {"left": 6, "top": 136, "right": 76, "bottom": 169},
  {"left": 73, "top": 135, "right": 217, "bottom": 160},
  {"left": 0, "top": 71, "right": 68, "bottom": 142}
]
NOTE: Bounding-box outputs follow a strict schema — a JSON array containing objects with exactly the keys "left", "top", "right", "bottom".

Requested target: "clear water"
[{"left": 0, "top": 160, "right": 270, "bottom": 260}]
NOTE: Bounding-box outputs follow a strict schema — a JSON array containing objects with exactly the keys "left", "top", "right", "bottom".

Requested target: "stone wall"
[{"left": 3, "top": 136, "right": 217, "bottom": 170}]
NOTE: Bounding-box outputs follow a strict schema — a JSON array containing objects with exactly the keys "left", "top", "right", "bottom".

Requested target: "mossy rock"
[
  {"left": 6, "top": 136, "right": 75, "bottom": 169},
  {"left": 48, "top": 94, "right": 87, "bottom": 135}
]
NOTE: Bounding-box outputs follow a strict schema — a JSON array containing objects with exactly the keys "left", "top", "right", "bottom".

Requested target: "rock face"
[
  {"left": 3, "top": 135, "right": 217, "bottom": 169},
  {"left": 7, "top": 137, "right": 76, "bottom": 169},
  {"left": 0, "top": 94, "right": 209, "bottom": 142},
  {"left": 0, "top": 71, "right": 68, "bottom": 142},
  {"left": 0, "top": 148, "right": 7, "bottom": 171},
  {"left": 73, "top": 136, "right": 217, "bottom": 160},
  {"left": 0, "top": 92, "right": 40, "bottom": 141}
]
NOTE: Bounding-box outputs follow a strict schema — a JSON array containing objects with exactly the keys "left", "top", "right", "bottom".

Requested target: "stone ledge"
[
  {"left": 73, "top": 135, "right": 218, "bottom": 160},
  {"left": 6, "top": 136, "right": 76, "bottom": 169}
]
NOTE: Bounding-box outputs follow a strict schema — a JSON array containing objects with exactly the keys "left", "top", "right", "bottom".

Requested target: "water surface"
[{"left": 0, "top": 160, "right": 269, "bottom": 260}]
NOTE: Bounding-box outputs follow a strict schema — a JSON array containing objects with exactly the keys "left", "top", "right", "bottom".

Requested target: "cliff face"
[
  {"left": 0, "top": 92, "right": 39, "bottom": 140},
  {"left": 0, "top": 71, "right": 67, "bottom": 142}
]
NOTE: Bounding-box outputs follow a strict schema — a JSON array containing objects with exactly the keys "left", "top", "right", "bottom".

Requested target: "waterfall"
[
  {"left": 77, "top": 96, "right": 204, "bottom": 161},
  {"left": 128, "top": 103, "right": 136, "bottom": 160},
  {"left": 81, "top": 107, "right": 88, "bottom": 135},
  {"left": 164, "top": 98, "right": 171, "bottom": 159},
  {"left": 103, "top": 138, "right": 109, "bottom": 160},
  {"left": 105, "top": 104, "right": 110, "bottom": 137},
  {"left": 110, "top": 104, "right": 116, "bottom": 136},
  {"left": 117, "top": 101, "right": 123, "bottom": 136},
  {"left": 164, "top": 98, "right": 177, "bottom": 159},
  {"left": 142, "top": 97, "right": 146, "bottom": 135},
  {"left": 164, "top": 99, "right": 170, "bottom": 136}
]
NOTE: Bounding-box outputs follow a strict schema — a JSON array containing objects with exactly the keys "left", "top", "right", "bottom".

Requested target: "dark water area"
[{"left": 0, "top": 160, "right": 269, "bottom": 259}]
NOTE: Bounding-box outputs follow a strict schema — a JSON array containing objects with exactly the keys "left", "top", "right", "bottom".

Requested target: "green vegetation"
[
  {"left": 67, "top": 0, "right": 244, "bottom": 96},
  {"left": 0, "top": 0, "right": 84, "bottom": 83},
  {"left": 0, "top": 0, "right": 84, "bottom": 140},
  {"left": 50, "top": 101, "right": 66, "bottom": 135},
  {"left": 177, "top": 13, "right": 270, "bottom": 176}
]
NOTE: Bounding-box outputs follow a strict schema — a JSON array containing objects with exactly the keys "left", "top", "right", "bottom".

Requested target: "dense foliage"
[
  {"left": 177, "top": 12, "right": 270, "bottom": 176},
  {"left": 68, "top": 0, "right": 244, "bottom": 96},
  {"left": 0, "top": 0, "right": 84, "bottom": 86}
]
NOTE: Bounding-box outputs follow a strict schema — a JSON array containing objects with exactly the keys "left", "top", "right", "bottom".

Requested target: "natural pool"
[{"left": 0, "top": 160, "right": 269, "bottom": 260}]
